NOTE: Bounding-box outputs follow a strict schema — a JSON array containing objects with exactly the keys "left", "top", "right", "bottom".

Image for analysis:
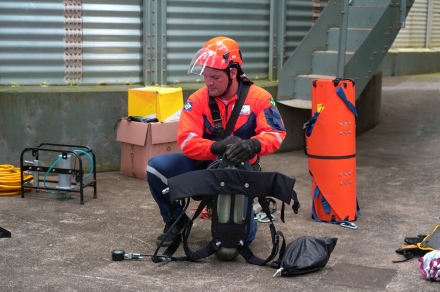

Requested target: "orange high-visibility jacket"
[{"left": 178, "top": 83, "right": 286, "bottom": 161}]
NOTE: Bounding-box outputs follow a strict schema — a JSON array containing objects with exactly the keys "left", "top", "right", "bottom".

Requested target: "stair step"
[
  {"left": 349, "top": 0, "right": 390, "bottom": 7},
  {"left": 278, "top": 74, "right": 335, "bottom": 109},
  {"left": 278, "top": 74, "right": 331, "bottom": 104},
  {"left": 277, "top": 99, "right": 312, "bottom": 109},
  {"left": 311, "top": 51, "right": 354, "bottom": 76},
  {"left": 348, "top": 7, "right": 386, "bottom": 28},
  {"left": 293, "top": 74, "right": 334, "bottom": 103},
  {"left": 327, "top": 28, "right": 371, "bottom": 52}
]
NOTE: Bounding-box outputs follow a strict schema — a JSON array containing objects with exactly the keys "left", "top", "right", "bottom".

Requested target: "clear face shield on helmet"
[{"left": 187, "top": 48, "right": 230, "bottom": 76}]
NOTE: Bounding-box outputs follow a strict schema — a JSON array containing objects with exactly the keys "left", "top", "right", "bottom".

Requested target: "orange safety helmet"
[{"left": 188, "top": 36, "right": 243, "bottom": 75}]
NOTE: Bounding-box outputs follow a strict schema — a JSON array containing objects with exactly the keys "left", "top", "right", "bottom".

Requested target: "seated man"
[{"left": 146, "top": 36, "right": 287, "bottom": 247}]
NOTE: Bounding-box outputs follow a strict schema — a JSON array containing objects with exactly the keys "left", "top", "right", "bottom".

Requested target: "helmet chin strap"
[{"left": 217, "top": 68, "right": 233, "bottom": 98}]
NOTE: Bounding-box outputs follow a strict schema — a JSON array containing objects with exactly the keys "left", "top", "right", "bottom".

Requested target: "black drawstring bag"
[{"left": 272, "top": 236, "right": 338, "bottom": 277}]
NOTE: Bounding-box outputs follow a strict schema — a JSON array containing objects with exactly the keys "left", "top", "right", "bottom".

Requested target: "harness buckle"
[
  {"left": 275, "top": 235, "right": 280, "bottom": 245},
  {"left": 212, "top": 118, "right": 222, "bottom": 124}
]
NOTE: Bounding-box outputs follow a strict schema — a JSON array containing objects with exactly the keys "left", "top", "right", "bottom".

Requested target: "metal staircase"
[{"left": 277, "top": 0, "right": 414, "bottom": 109}]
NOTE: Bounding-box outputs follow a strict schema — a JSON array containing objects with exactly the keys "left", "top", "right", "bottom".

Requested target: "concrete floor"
[{"left": 1, "top": 73, "right": 440, "bottom": 291}]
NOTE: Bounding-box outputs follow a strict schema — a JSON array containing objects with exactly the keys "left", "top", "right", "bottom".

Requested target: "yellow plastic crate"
[{"left": 128, "top": 87, "right": 183, "bottom": 122}]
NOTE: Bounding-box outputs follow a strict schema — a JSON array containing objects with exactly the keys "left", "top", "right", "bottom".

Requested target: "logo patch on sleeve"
[
  {"left": 269, "top": 97, "right": 276, "bottom": 107},
  {"left": 240, "top": 105, "right": 251, "bottom": 115},
  {"left": 183, "top": 101, "right": 193, "bottom": 111}
]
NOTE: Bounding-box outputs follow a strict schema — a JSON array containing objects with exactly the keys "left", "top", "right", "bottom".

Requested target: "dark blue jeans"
[{"left": 146, "top": 152, "right": 257, "bottom": 243}]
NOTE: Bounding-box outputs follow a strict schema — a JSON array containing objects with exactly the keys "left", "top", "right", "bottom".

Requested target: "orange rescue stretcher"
[{"left": 304, "top": 78, "right": 359, "bottom": 223}]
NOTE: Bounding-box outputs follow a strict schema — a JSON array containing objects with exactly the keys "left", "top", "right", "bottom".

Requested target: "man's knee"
[
  {"left": 147, "top": 155, "right": 164, "bottom": 173},
  {"left": 146, "top": 154, "right": 172, "bottom": 184}
]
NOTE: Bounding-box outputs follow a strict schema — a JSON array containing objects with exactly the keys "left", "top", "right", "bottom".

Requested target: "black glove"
[
  {"left": 210, "top": 136, "right": 242, "bottom": 155},
  {"left": 225, "top": 139, "right": 261, "bottom": 163}
]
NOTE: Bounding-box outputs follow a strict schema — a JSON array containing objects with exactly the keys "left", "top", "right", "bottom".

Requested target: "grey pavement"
[{"left": 1, "top": 73, "right": 440, "bottom": 291}]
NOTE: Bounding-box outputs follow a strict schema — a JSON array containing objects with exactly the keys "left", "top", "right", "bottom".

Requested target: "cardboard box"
[
  {"left": 116, "top": 118, "right": 181, "bottom": 179},
  {"left": 128, "top": 87, "right": 183, "bottom": 122}
]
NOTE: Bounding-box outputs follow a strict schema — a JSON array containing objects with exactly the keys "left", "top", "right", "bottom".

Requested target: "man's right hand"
[{"left": 210, "top": 136, "right": 242, "bottom": 155}]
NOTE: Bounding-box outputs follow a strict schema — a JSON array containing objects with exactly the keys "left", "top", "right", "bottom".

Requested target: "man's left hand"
[{"left": 225, "top": 139, "right": 261, "bottom": 163}]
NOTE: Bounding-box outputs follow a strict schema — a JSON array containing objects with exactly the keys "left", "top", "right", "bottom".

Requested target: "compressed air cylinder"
[
  {"left": 306, "top": 79, "right": 358, "bottom": 222},
  {"left": 32, "top": 159, "right": 39, "bottom": 187},
  {"left": 215, "top": 194, "right": 244, "bottom": 261},
  {"left": 217, "top": 194, "right": 244, "bottom": 224},
  {"left": 57, "top": 154, "right": 73, "bottom": 190}
]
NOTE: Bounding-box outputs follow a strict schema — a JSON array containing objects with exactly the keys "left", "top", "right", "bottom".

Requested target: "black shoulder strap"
[
  {"left": 208, "top": 82, "right": 251, "bottom": 140},
  {"left": 208, "top": 97, "right": 225, "bottom": 140},
  {"left": 225, "top": 82, "right": 250, "bottom": 136},
  {"left": 238, "top": 197, "right": 285, "bottom": 266}
]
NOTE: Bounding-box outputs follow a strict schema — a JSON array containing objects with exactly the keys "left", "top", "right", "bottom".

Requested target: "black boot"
[{"left": 156, "top": 213, "right": 190, "bottom": 247}]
